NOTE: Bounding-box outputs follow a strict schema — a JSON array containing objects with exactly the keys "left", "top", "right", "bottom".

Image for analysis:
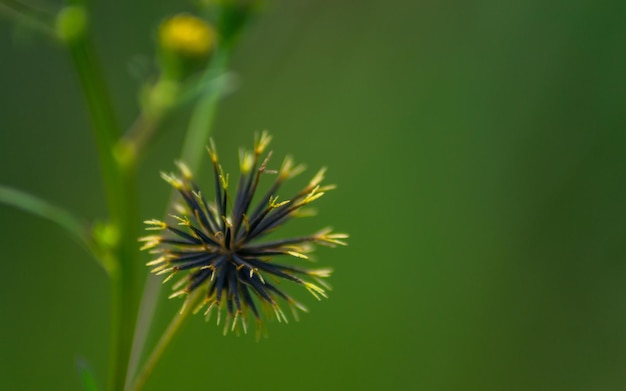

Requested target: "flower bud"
[
  {"left": 55, "top": 5, "right": 87, "bottom": 45},
  {"left": 157, "top": 14, "right": 216, "bottom": 81}
]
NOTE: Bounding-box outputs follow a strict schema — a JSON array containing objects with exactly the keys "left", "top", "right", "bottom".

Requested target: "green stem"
[
  {"left": 64, "top": 10, "right": 140, "bottom": 391},
  {"left": 129, "top": 291, "right": 201, "bottom": 391},
  {"left": 125, "top": 47, "right": 231, "bottom": 390},
  {"left": 118, "top": 78, "right": 181, "bottom": 165},
  {"left": 181, "top": 48, "right": 231, "bottom": 169},
  {"left": 121, "top": 112, "right": 161, "bottom": 162}
]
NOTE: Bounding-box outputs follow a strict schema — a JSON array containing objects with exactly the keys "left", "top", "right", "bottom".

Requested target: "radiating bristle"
[{"left": 140, "top": 133, "right": 346, "bottom": 335}]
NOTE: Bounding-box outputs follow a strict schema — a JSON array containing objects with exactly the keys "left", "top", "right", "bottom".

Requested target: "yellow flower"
[{"left": 159, "top": 14, "right": 216, "bottom": 58}]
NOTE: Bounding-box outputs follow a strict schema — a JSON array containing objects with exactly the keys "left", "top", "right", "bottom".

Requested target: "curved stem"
[
  {"left": 0, "top": 0, "right": 55, "bottom": 35},
  {"left": 129, "top": 291, "right": 201, "bottom": 391},
  {"left": 0, "top": 184, "right": 98, "bottom": 263},
  {"left": 125, "top": 47, "right": 231, "bottom": 390},
  {"left": 0, "top": 184, "right": 89, "bottom": 245}
]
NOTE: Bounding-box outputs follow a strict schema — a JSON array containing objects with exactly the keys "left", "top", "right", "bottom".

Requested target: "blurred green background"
[{"left": 2, "top": 0, "right": 626, "bottom": 390}]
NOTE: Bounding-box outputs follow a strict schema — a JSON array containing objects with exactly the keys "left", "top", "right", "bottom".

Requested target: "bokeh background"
[{"left": 2, "top": 0, "right": 626, "bottom": 390}]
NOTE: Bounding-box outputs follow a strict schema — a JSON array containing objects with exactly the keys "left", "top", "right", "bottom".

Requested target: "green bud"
[
  {"left": 55, "top": 6, "right": 87, "bottom": 44},
  {"left": 145, "top": 80, "right": 180, "bottom": 114}
]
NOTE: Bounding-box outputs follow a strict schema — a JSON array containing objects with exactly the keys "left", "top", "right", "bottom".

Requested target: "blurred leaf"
[
  {"left": 177, "top": 70, "right": 238, "bottom": 108},
  {"left": 76, "top": 358, "right": 100, "bottom": 391},
  {"left": 0, "top": 0, "right": 56, "bottom": 40},
  {"left": 0, "top": 184, "right": 99, "bottom": 263}
]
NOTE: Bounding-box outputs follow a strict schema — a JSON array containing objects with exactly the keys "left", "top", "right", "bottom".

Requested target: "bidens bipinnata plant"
[
  {"left": 0, "top": 2, "right": 347, "bottom": 391},
  {"left": 140, "top": 132, "right": 347, "bottom": 336}
]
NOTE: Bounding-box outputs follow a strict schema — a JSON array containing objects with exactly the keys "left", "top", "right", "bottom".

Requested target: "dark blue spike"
[
  {"left": 232, "top": 157, "right": 263, "bottom": 238},
  {"left": 263, "top": 281, "right": 291, "bottom": 301},
  {"left": 214, "top": 262, "right": 229, "bottom": 302},
  {"left": 166, "top": 226, "right": 202, "bottom": 244},
  {"left": 211, "top": 160, "right": 225, "bottom": 226},
  {"left": 239, "top": 281, "right": 260, "bottom": 319},
  {"left": 169, "top": 251, "right": 218, "bottom": 264},
  {"left": 193, "top": 187, "right": 220, "bottom": 233},
  {"left": 248, "top": 182, "right": 316, "bottom": 239},
  {"left": 192, "top": 206, "right": 217, "bottom": 237},
  {"left": 207, "top": 278, "right": 217, "bottom": 297},
  {"left": 247, "top": 178, "right": 283, "bottom": 229},
  {"left": 244, "top": 205, "right": 273, "bottom": 242},
  {"left": 173, "top": 256, "right": 215, "bottom": 271},
  {"left": 232, "top": 170, "right": 249, "bottom": 222},
  {"left": 248, "top": 274, "right": 274, "bottom": 303},
  {"left": 224, "top": 224, "right": 232, "bottom": 250},
  {"left": 231, "top": 254, "right": 256, "bottom": 272},
  {"left": 226, "top": 292, "right": 234, "bottom": 315},
  {"left": 246, "top": 259, "right": 311, "bottom": 275},
  {"left": 221, "top": 189, "right": 229, "bottom": 224},
  {"left": 161, "top": 238, "right": 200, "bottom": 247},
  {"left": 246, "top": 189, "right": 304, "bottom": 241},
  {"left": 188, "top": 268, "right": 212, "bottom": 291},
  {"left": 241, "top": 235, "right": 314, "bottom": 252},
  {"left": 177, "top": 188, "right": 214, "bottom": 233},
  {"left": 240, "top": 249, "right": 292, "bottom": 257},
  {"left": 245, "top": 258, "right": 305, "bottom": 285},
  {"left": 246, "top": 204, "right": 297, "bottom": 241},
  {"left": 229, "top": 268, "right": 242, "bottom": 312},
  {"left": 187, "top": 224, "right": 219, "bottom": 247}
]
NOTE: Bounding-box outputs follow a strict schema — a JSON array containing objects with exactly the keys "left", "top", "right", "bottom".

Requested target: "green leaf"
[
  {"left": 76, "top": 358, "right": 101, "bottom": 391},
  {"left": 0, "top": 184, "right": 104, "bottom": 267}
]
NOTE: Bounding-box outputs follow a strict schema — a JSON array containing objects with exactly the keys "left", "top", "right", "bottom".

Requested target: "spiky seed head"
[{"left": 141, "top": 133, "right": 347, "bottom": 336}]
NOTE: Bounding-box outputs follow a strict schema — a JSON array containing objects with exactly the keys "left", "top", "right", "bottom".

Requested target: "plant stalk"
[
  {"left": 129, "top": 291, "right": 201, "bottom": 391},
  {"left": 65, "top": 18, "right": 140, "bottom": 391}
]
